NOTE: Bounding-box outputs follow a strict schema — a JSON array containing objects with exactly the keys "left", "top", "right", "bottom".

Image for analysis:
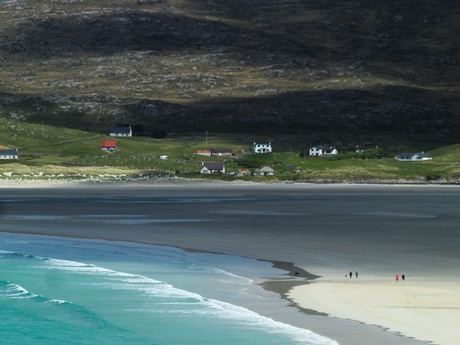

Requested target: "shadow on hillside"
[
  {"left": 2, "top": 10, "right": 323, "bottom": 60},
  {"left": 121, "top": 84, "right": 459, "bottom": 136},
  {"left": 2, "top": 71, "right": 458, "bottom": 139}
]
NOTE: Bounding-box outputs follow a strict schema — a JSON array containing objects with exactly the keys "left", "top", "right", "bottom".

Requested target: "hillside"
[{"left": 0, "top": 0, "right": 459, "bottom": 144}]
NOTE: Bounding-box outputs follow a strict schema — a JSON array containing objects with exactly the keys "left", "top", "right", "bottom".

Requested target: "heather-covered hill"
[{"left": 0, "top": 0, "right": 458, "bottom": 142}]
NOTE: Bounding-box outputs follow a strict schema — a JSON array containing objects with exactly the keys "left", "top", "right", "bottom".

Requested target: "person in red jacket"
[{"left": 396, "top": 274, "right": 399, "bottom": 281}]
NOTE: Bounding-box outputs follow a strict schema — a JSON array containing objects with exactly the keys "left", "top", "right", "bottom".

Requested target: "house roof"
[
  {"left": 398, "top": 152, "right": 415, "bottom": 156},
  {"left": 398, "top": 152, "right": 432, "bottom": 158},
  {"left": 419, "top": 152, "right": 432, "bottom": 158},
  {"left": 102, "top": 141, "right": 117, "bottom": 147},
  {"left": 110, "top": 126, "right": 131, "bottom": 133},
  {"left": 0, "top": 149, "right": 18, "bottom": 155},
  {"left": 210, "top": 148, "right": 232, "bottom": 154},
  {"left": 255, "top": 166, "right": 275, "bottom": 172},
  {"left": 356, "top": 144, "right": 376, "bottom": 151},
  {"left": 311, "top": 145, "right": 337, "bottom": 150},
  {"left": 202, "top": 162, "right": 225, "bottom": 170}
]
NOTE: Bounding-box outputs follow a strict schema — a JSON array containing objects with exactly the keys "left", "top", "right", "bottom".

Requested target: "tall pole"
[{"left": 206, "top": 130, "right": 208, "bottom": 146}]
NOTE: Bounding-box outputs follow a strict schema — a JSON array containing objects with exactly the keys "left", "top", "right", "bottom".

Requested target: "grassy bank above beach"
[{"left": 1, "top": 118, "right": 460, "bottom": 182}]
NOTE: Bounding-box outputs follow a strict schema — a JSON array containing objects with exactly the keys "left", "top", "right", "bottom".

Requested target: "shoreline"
[
  {"left": 0, "top": 229, "right": 434, "bottom": 345},
  {"left": 2, "top": 176, "right": 460, "bottom": 187},
  {"left": 1, "top": 182, "right": 458, "bottom": 345}
]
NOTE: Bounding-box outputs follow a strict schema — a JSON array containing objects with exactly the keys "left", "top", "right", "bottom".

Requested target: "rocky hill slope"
[{"left": 0, "top": 0, "right": 458, "bottom": 142}]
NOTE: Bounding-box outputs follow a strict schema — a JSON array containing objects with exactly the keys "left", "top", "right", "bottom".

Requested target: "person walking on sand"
[
  {"left": 349, "top": 271, "right": 352, "bottom": 279},
  {"left": 396, "top": 274, "right": 399, "bottom": 281},
  {"left": 402, "top": 274, "right": 405, "bottom": 281},
  {"left": 355, "top": 271, "right": 358, "bottom": 279}
]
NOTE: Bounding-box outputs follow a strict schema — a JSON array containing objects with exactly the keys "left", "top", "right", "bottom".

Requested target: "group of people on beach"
[
  {"left": 348, "top": 271, "right": 358, "bottom": 278},
  {"left": 347, "top": 271, "right": 406, "bottom": 281},
  {"left": 395, "top": 274, "right": 405, "bottom": 281}
]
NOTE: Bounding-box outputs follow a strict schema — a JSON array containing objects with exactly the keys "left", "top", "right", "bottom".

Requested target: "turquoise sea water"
[{"left": 0, "top": 233, "right": 337, "bottom": 345}]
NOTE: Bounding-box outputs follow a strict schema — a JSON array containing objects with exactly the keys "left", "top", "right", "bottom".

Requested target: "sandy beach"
[
  {"left": 1, "top": 181, "right": 459, "bottom": 345},
  {"left": 288, "top": 275, "right": 458, "bottom": 345}
]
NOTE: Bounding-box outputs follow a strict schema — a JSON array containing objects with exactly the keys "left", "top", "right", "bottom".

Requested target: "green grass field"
[{"left": 1, "top": 118, "right": 460, "bottom": 182}]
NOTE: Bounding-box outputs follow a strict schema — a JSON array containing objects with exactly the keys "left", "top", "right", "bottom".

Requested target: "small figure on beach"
[
  {"left": 402, "top": 274, "right": 405, "bottom": 281},
  {"left": 349, "top": 271, "right": 352, "bottom": 279},
  {"left": 355, "top": 271, "right": 358, "bottom": 279},
  {"left": 396, "top": 274, "right": 399, "bottom": 281}
]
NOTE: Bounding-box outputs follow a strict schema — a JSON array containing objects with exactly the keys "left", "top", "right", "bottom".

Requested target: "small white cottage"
[{"left": 109, "top": 126, "right": 132, "bottom": 137}]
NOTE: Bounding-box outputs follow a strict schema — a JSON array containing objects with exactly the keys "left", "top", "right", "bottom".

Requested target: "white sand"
[{"left": 288, "top": 274, "right": 460, "bottom": 345}]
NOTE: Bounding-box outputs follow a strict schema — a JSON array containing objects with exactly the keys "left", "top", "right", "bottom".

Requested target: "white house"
[
  {"left": 109, "top": 126, "right": 132, "bottom": 137},
  {"left": 253, "top": 166, "right": 275, "bottom": 176},
  {"left": 395, "top": 152, "right": 432, "bottom": 162},
  {"left": 0, "top": 148, "right": 18, "bottom": 160},
  {"left": 200, "top": 162, "right": 226, "bottom": 174},
  {"left": 309, "top": 146, "right": 338, "bottom": 157},
  {"left": 253, "top": 142, "right": 272, "bottom": 153}
]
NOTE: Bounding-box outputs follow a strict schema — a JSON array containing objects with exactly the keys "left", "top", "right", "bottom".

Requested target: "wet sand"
[{"left": 1, "top": 182, "right": 459, "bottom": 344}]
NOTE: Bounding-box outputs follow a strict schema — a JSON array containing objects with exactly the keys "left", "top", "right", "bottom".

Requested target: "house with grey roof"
[
  {"left": 109, "top": 126, "right": 132, "bottom": 137},
  {"left": 200, "top": 162, "right": 226, "bottom": 174},
  {"left": 395, "top": 152, "right": 432, "bottom": 162},
  {"left": 253, "top": 166, "right": 275, "bottom": 176}
]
